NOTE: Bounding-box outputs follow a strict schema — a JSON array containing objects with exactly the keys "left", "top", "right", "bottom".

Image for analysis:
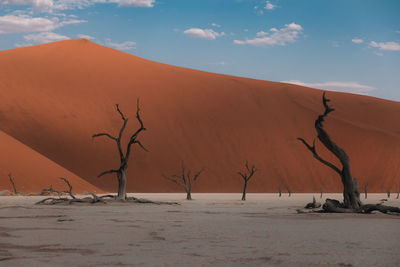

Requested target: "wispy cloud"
[
  {"left": 105, "top": 39, "right": 136, "bottom": 50},
  {"left": 17, "top": 31, "right": 69, "bottom": 46},
  {"left": 0, "top": 14, "right": 85, "bottom": 34},
  {"left": 77, "top": 33, "right": 95, "bottom": 40},
  {"left": 234, "top": 23, "right": 303, "bottom": 46},
  {"left": 184, "top": 28, "right": 224, "bottom": 40},
  {"left": 282, "top": 80, "right": 376, "bottom": 94},
  {"left": 369, "top": 41, "right": 400, "bottom": 51},
  {"left": 351, "top": 38, "right": 363, "bottom": 44},
  {"left": 265, "top": 1, "right": 275, "bottom": 10},
  {"left": 0, "top": 0, "right": 156, "bottom": 12}
]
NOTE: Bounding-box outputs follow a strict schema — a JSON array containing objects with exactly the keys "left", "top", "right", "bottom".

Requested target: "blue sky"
[{"left": 0, "top": 0, "right": 399, "bottom": 101}]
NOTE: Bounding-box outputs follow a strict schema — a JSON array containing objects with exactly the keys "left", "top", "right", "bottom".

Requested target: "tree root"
[{"left": 298, "top": 198, "right": 400, "bottom": 215}]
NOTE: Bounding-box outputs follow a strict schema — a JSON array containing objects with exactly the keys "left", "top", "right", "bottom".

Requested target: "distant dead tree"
[
  {"left": 363, "top": 183, "right": 368, "bottom": 199},
  {"left": 320, "top": 187, "right": 324, "bottom": 199},
  {"left": 278, "top": 185, "right": 282, "bottom": 197},
  {"left": 285, "top": 184, "right": 292, "bottom": 197},
  {"left": 163, "top": 162, "right": 204, "bottom": 200},
  {"left": 8, "top": 173, "right": 18, "bottom": 194},
  {"left": 386, "top": 187, "right": 391, "bottom": 198},
  {"left": 396, "top": 184, "right": 399, "bottom": 199},
  {"left": 297, "top": 92, "right": 400, "bottom": 214},
  {"left": 237, "top": 161, "right": 257, "bottom": 201},
  {"left": 93, "top": 100, "right": 147, "bottom": 200}
]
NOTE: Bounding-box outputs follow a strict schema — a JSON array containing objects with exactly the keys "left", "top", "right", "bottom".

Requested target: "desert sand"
[
  {"left": 1, "top": 39, "right": 400, "bottom": 193},
  {"left": 0, "top": 131, "right": 103, "bottom": 194},
  {"left": 0, "top": 194, "right": 399, "bottom": 266}
]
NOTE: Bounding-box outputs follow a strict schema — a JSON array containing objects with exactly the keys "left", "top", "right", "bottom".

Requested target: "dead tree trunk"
[
  {"left": 285, "top": 184, "right": 292, "bottom": 197},
  {"left": 237, "top": 161, "right": 257, "bottom": 201},
  {"left": 93, "top": 99, "right": 147, "bottom": 200},
  {"left": 386, "top": 188, "right": 391, "bottom": 198},
  {"left": 396, "top": 184, "right": 399, "bottom": 199},
  {"left": 163, "top": 162, "right": 204, "bottom": 200},
  {"left": 278, "top": 185, "right": 282, "bottom": 197},
  {"left": 320, "top": 187, "right": 324, "bottom": 199},
  {"left": 8, "top": 173, "right": 18, "bottom": 194},
  {"left": 363, "top": 183, "right": 368, "bottom": 199},
  {"left": 298, "top": 92, "right": 361, "bottom": 210}
]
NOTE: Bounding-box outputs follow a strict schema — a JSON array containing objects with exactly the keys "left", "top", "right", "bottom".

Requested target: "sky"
[{"left": 0, "top": 0, "right": 399, "bottom": 101}]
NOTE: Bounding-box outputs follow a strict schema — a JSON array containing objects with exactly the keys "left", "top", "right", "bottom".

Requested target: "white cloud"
[
  {"left": 0, "top": 15, "right": 56, "bottom": 33},
  {"left": 105, "top": 39, "right": 136, "bottom": 50},
  {"left": 184, "top": 28, "right": 224, "bottom": 40},
  {"left": 77, "top": 33, "right": 95, "bottom": 39},
  {"left": 0, "top": 14, "right": 85, "bottom": 34},
  {"left": 211, "top": 22, "right": 220, "bottom": 28},
  {"left": 369, "top": 41, "right": 400, "bottom": 51},
  {"left": 352, "top": 38, "right": 363, "bottom": 44},
  {"left": 265, "top": 1, "right": 275, "bottom": 10},
  {"left": 22, "top": 31, "right": 69, "bottom": 43},
  {"left": 0, "top": 0, "right": 156, "bottom": 11},
  {"left": 234, "top": 22, "right": 303, "bottom": 46},
  {"left": 109, "top": 0, "right": 155, "bottom": 7},
  {"left": 282, "top": 80, "right": 376, "bottom": 94}
]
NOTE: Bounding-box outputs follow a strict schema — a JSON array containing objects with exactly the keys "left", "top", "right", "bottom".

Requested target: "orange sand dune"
[
  {"left": 0, "top": 39, "right": 400, "bottom": 193},
  {"left": 0, "top": 130, "right": 103, "bottom": 194}
]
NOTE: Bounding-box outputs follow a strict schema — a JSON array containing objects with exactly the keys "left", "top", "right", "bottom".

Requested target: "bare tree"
[
  {"left": 285, "top": 184, "right": 292, "bottom": 197},
  {"left": 278, "top": 185, "right": 282, "bottom": 197},
  {"left": 320, "top": 187, "right": 324, "bottom": 199},
  {"left": 386, "top": 187, "right": 391, "bottom": 198},
  {"left": 363, "top": 183, "right": 368, "bottom": 199},
  {"left": 297, "top": 93, "right": 400, "bottom": 214},
  {"left": 93, "top": 100, "right": 147, "bottom": 200},
  {"left": 163, "top": 162, "right": 204, "bottom": 200},
  {"left": 8, "top": 173, "right": 18, "bottom": 194},
  {"left": 396, "top": 184, "right": 399, "bottom": 199},
  {"left": 237, "top": 161, "right": 257, "bottom": 201},
  {"left": 298, "top": 93, "right": 362, "bottom": 210}
]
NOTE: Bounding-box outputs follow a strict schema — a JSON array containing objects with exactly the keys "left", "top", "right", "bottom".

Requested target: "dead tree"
[
  {"left": 386, "top": 188, "right": 391, "bottom": 198},
  {"left": 8, "top": 173, "right": 18, "bottom": 194},
  {"left": 285, "top": 184, "right": 292, "bottom": 197},
  {"left": 237, "top": 161, "right": 257, "bottom": 201},
  {"left": 320, "top": 187, "right": 324, "bottom": 199},
  {"left": 298, "top": 93, "right": 400, "bottom": 214},
  {"left": 163, "top": 162, "right": 204, "bottom": 200},
  {"left": 93, "top": 100, "right": 147, "bottom": 200},
  {"left": 363, "top": 183, "right": 368, "bottom": 199},
  {"left": 396, "top": 184, "right": 399, "bottom": 199},
  {"left": 278, "top": 185, "right": 282, "bottom": 197},
  {"left": 298, "top": 93, "right": 362, "bottom": 210}
]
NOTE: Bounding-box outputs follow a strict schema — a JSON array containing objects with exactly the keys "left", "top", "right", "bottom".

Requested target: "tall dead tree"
[
  {"left": 163, "top": 162, "right": 204, "bottom": 200},
  {"left": 278, "top": 185, "right": 282, "bottom": 197},
  {"left": 237, "top": 161, "right": 257, "bottom": 201},
  {"left": 298, "top": 93, "right": 361, "bottom": 210},
  {"left": 93, "top": 100, "right": 147, "bottom": 200},
  {"left": 396, "top": 184, "right": 399, "bottom": 199}
]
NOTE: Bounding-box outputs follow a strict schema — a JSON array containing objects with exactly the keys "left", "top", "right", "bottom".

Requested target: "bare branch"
[
  {"left": 98, "top": 169, "right": 119, "bottom": 178},
  {"left": 8, "top": 173, "right": 18, "bottom": 194},
  {"left": 116, "top": 104, "right": 126, "bottom": 121},
  {"left": 133, "top": 140, "right": 149, "bottom": 152},
  {"left": 297, "top": 138, "right": 341, "bottom": 174},
  {"left": 162, "top": 174, "right": 186, "bottom": 188},
  {"left": 59, "top": 177, "right": 76, "bottom": 199},
  {"left": 92, "top": 133, "right": 117, "bottom": 141},
  {"left": 193, "top": 168, "right": 204, "bottom": 183}
]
